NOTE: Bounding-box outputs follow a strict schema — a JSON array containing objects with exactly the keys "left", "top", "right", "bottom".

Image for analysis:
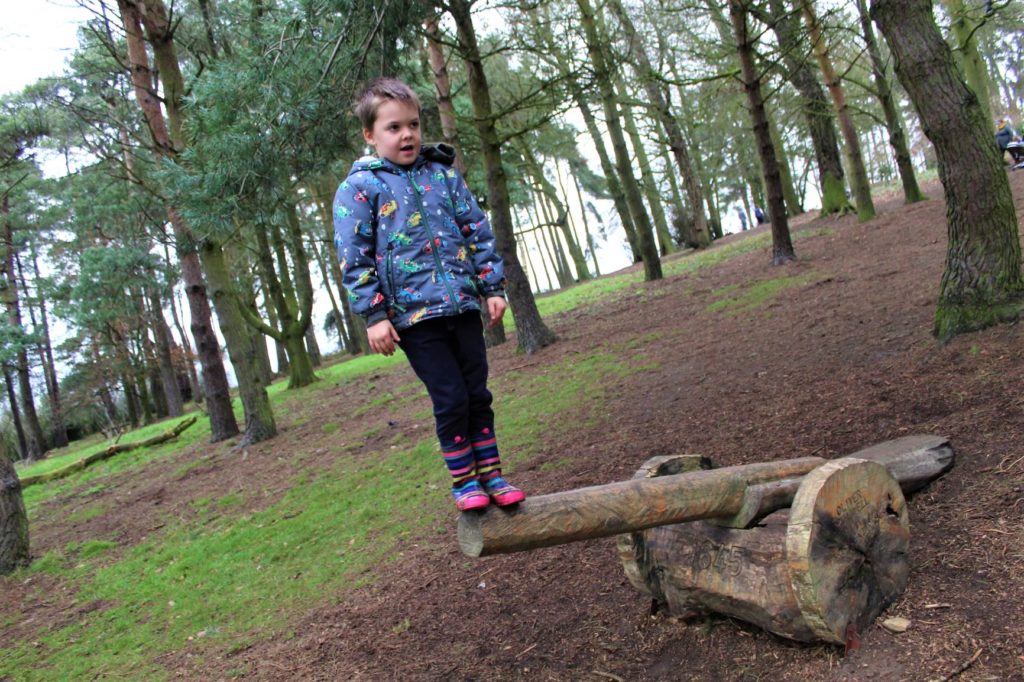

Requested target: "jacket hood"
[{"left": 347, "top": 143, "right": 457, "bottom": 177}]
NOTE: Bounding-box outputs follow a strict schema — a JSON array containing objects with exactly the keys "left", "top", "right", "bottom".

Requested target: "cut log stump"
[{"left": 620, "top": 457, "right": 911, "bottom": 644}]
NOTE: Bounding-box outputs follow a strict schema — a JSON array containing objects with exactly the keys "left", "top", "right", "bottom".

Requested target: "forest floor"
[{"left": 4, "top": 169, "right": 1024, "bottom": 681}]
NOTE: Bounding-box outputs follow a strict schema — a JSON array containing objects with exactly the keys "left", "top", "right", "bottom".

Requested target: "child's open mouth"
[{"left": 401, "top": 144, "right": 415, "bottom": 153}]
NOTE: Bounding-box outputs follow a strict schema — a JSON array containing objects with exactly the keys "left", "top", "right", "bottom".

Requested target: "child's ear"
[{"left": 362, "top": 127, "right": 375, "bottom": 146}]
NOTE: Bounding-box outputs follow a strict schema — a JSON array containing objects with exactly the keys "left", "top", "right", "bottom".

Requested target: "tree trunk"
[
  {"left": 768, "top": 114, "right": 806, "bottom": 215},
  {"left": 305, "top": 325, "right": 322, "bottom": 367},
  {"left": 856, "top": 0, "right": 925, "bottom": 204},
  {"left": 119, "top": 0, "right": 238, "bottom": 441},
  {"left": 872, "top": 0, "right": 1023, "bottom": 341},
  {"left": 567, "top": 161, "right": 602, "bottom": 275},
  {"left": 764, "top": 0, "right": 853, "bottom": 216},
  {"left": 619, "top": 94, "right": 675, "bottom": 256},
  {"left": 576, "top": 0, "right": 662, "bottom": 281},
  {"left": 27, "top": 248, "right": 68, "bottom": 447},
  {"left": 163, "top": 244, "right": 202, "bottom": 404},
  {"left": 306, "top": 227, "right": 349, "bottom": 352},
  {"left": 941, "top": 0, "right": 994, "bottom": 128},
  {"left": 260, "top": 275, "right": 290, "bottom": 374},
  {"left": 0, "top": 197, "right": 46, "bottom": 460},
  {"left": 200, "top": 241, "right": 278, "bottom": 444},
  {"left": 310, "top": 177, "right": 366, "bottom": 355},
  {"left": 577, "top": 98, "right": 640, "bottom": 260},
  {"left": 424, "top": 15, "right": 467, "bottom": 175},
  {"left": 3, "top": 368, "right": 27, "bottom": 459},
  {"left": 729, "top": 0, "right": 796, "bottom": 265},
  {"left": 448, "top": 0, "right": 555, "bottom": 354},
  {"left": 146, "top": 285, "right": 184, "bottom": 417},
  {"left": 801, "top": 0, "right": 876, "bottom": 221},
  {"left": 609, "top": 0, "right": 710, "bottom": 249},
  {"left": 0, "top": 449, "right": 30, "bottom": 574}
]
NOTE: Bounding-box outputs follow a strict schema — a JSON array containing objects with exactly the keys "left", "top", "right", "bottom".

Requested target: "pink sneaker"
[
  {"left": 452, "top": 480, "right": 490, "bottom": 512},
  {"left": 481, "top": 475, "right": 526, "bottom": 506}
]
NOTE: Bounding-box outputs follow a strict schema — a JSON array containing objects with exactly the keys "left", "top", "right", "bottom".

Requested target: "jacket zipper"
[
  {"left": 385, "top": 244, "right": 402, "bottom": 312},
  {"left": 410, "top": 170, "right": 458, "bottom": 313}
]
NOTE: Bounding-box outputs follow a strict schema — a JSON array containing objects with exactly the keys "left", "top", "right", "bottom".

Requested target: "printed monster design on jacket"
[{"left": 333, "top": 146, "right": 505, "bottom": 330}]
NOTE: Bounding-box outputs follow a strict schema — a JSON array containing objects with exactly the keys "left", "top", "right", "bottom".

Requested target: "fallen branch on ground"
[{"left": 19, "top": 416, "right": 198, "bottom": 488}]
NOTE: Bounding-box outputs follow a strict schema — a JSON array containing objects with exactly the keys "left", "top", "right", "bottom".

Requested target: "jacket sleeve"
[
  {"left": 448, "top": 167, "right": 506, "bottom": 297},
  {"left": 334, "top": 175, "right": 388, "bottom": 325}
]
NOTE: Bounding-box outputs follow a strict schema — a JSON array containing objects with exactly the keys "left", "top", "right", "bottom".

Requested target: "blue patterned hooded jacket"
[{"left": 333, "top": 145, "right": 505, "bottom": 330}]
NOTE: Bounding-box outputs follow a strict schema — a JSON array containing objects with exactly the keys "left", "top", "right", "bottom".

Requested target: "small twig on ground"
[
  {"left": 515, "top": 643, "right": 537, "bottom": 659},
  {"left": 923, "top": 603, "right": 951, "bottom": 609},
  {"left": 591, "top": 671, "right": 626, "bottom": 682},
  {"left": 936, "top": 648, "right": 982, "bottom": 682}
]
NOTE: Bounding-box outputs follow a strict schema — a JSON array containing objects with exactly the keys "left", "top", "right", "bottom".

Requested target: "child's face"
[{"left": 363, "top": 99, "right": 421, "bottom": 166}]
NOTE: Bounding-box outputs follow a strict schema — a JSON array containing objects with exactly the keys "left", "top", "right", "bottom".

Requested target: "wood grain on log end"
[{"left": 786, "top": 458, "right": 910, "bottom": 644}]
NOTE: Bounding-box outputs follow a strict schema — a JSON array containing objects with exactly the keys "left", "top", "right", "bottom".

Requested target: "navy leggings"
[{"left": 398, "top": 313, "right": 494, "bottom": 450}]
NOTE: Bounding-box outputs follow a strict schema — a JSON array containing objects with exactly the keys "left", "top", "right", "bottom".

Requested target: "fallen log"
[
  {"left": 619, "top": 457, "right": 912, "bottom": 644},
  {"left": 458, "top": 434, "right": 952, "bottom": 557},
  {"left": 457, "top": 457, "right": 826, "bottom": 557},
  {"left": 19, "top": 416, "right": 198, "bottom": 488}
]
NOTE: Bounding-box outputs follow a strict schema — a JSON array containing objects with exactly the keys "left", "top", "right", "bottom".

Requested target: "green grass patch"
[
  {"left": 321, "top": 422, "right": 339, "bottom": 434},
  {"left": 66, "top": 502, "right": 111, "bottom": 524},
  {"left": 352, "top": 392, "right": 396, "bottom": 418},
  {"left": 1, "top": 345, "right": 645, "bottom": 681},
  {"left": 706, "top": 273, "right": 818, "bottom": 315}
]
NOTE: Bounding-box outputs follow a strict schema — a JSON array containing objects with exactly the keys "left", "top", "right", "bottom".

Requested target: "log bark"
[
  {"left": 19, "top": 416, "right": 197, "bottom": 488},
  {"left": 457, "top": 457, "right": 825, "bottom": 557},
  {"left": 621, "top": 457, "right": 911, "bottom": 644},
  {"left": 461, "top": 434, "right": 952, "bottom": 557}
]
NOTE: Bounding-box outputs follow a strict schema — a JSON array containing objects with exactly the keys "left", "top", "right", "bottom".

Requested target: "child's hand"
[
  {"left": 368, "top": 320, "right": 401, "bottom": 356},
  {"left": 486, "top": 296, "right": 507, "bottom": 328}
]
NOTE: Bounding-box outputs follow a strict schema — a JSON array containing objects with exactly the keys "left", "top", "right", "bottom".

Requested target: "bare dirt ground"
[{"left": 7, "top": 170, "right": 1024, "bottom": 681}]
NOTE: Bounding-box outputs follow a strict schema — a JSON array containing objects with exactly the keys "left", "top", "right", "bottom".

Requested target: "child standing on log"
[{"left": 333, "top": 78, "right": 525, "bottom": 512}]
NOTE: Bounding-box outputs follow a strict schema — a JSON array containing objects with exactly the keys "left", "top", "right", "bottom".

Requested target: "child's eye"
[{"left": 410, "top": 121, "right": 419, "bottom": 129}]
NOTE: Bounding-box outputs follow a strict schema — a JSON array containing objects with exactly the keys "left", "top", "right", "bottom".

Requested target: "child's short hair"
[{"left": 353, "top": 78, "right": 421, "bottom": 130}]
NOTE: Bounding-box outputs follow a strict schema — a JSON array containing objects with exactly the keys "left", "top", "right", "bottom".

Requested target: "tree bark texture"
[
  {"left": 856, "top": 0, "right": 924, "bottom": 204},
  {"left": 576, "top": 0, "right": 662, "bottom": 280},
  {"left": 729, "top": 1, "right": 796, "bottom": 265},
  {"left": 801, "top": 1, "right": 876, "bottom": 221},
  {"left": 3, "top": 369, "right": 27, "bottom": 459},
  {"left": 118, "top": 0, "right": 238, "bottom": 441},
  {"left": 871, "top": 0, "right": 1023, "bottom": 341},
  {"left": 448, "top": 0, "right": 556, "bottom": 354},
  {"left": 0, "top": 452, "right": 30, "bottom": 574},
  {"left": 424, "top": 16, "right": 467, "bottom": 175}
]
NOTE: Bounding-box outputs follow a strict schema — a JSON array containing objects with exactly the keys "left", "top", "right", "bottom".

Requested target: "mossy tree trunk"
[
  {"left": 201, "top": 242, "right": 278, "bottom": 444},
  {"left": 729, "top": 0, "right": 796, "bottom": 265},
  {"left": 762, "top": 0, "right": 853, "bottom": 216},
  {"left": 856, "top": 0, "right": 925, "bottom": 204},
  {"left": 941, "top": 0, "right": 994, "bottom": 129},
  {"left": 872, "top": 0, "right": 1023, "bottom": 341},
  {"left": 801, "top": 0, "right": 875, "bottom": 222}
]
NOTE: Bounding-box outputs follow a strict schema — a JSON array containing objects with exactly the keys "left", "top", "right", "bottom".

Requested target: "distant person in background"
[
  {"left": 996, "top": 118, "right": 1024, "bottom": 169},
  {"left": 737, "top": 207, "right": 748, "bottom": 231},
  {"left": 753, "top": 206, "right": 767, "bottom": 225}
]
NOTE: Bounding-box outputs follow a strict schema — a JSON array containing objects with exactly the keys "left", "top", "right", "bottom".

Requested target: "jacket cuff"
[
  {"left": 482, "top": 288, "right": 505, "bottom": 299},
  {"left": 366, "top": 310, "right": 389, "bottom": 326}
]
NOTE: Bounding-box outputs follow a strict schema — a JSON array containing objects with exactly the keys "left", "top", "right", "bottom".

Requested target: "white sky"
[{"left": 0, "top": 0, "right": 92, "bottom": 97}]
